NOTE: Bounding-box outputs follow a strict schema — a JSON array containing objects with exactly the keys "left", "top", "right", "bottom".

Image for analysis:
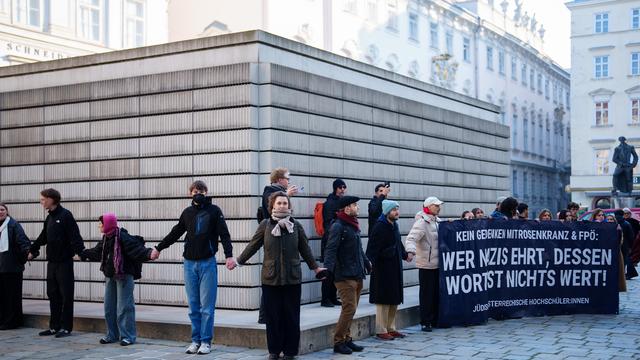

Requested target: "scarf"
[
  {"left": 423, "top": 207, "right": 433, "bottom": 215},
  {"left": 0, "top": 217, "right": 10, "bottom": 253},
  {"left": 337, "top": 210, "right": 360, "bottom": 231},
  {"left": 102, "top": 213, "right": 125, "bottom": 280},
  {"left": 271, "top": 209, "right": 294, "bottom": 236}
]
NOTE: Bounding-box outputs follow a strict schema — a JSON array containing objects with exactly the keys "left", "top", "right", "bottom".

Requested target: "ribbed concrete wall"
[{"left": 0, "top": 31, "right": 509, "bottom": 310}]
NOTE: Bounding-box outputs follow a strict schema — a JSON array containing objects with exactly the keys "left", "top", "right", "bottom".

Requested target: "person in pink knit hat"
[{"left": 81, "top": 213, "right": 154, "bottom": 346}]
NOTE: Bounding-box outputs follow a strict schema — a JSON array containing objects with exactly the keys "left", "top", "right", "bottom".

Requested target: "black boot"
[
  {"left": 345, "top": 340, "right": 364, "bottom": 352},
  {"left": 334, "top": 342, "right": 353, "bottom": 354}
]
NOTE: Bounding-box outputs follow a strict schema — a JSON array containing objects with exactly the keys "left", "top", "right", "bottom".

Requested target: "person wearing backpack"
[
  {"left": 320, "top": 179, "right": 347, "bottom": 307},
  {"left": 81, "top": 213, "right": 154, "bottom": 346},
  {"left": 150, "top": 180, "right": 234, "bottom": 355}
]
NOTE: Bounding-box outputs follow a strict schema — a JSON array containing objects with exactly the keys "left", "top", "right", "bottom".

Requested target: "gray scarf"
[{"left": 271, "top": 209, "right": 294, "bottom": 236}]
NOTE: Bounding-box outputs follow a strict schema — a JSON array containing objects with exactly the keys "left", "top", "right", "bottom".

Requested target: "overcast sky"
[{"left": 513, "top": 0, "right": 572, "bottom": 69}]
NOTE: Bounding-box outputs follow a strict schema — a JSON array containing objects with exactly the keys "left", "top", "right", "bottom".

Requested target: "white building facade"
[
  {"left": 0, "top": 0, "right": 167, "bottom": 66},
  {"left": 566, "top": 0, "right": 640, "bottom": 209},
  {"left": 168, "top": 0, "right": 571, "bottom": 216}
]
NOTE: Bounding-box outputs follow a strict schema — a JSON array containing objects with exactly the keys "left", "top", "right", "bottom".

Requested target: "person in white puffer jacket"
[{"left": 404, "top": 196, "right": 443, "bottom": 332}]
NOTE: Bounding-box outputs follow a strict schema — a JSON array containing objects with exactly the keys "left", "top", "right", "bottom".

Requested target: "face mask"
[{"left": 193, "top": 193, "right": 206, "bottom": 205}]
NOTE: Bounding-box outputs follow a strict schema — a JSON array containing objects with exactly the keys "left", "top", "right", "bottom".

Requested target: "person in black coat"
[
  {"left": 29, "top": 188, "right": 85, "bottom": 338},
  {"left": 616, "top": 210, "right": 638, "bottom": 280},
  {"left": 0, "top": 203, "right": 31, "bottom": 330},
  {"left": 366, "top": 200, "right": 408, "bottom": 340},
  {"left": 367, "top": 183, "right": 390, "bottom": 238},
  {"left": 320, "top": 178, "right": 347, "bottom": 307},
  {"left": 82, "top": 213, "right": 153, "bottom": 345}
]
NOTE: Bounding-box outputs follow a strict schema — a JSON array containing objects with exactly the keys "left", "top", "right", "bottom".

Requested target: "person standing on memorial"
[
  {"left": 256, "top": 168, "right": 299, "bottom": 324},
  {"left": 0, "top": 203, "right": 31, "bottom": 330},
  {"left": 81, "top": 213, "right": 154, "bottom": 346},
  {"left": 320, "top": 179, "right": 347, "bottom": 307},
  {"left": 231, "top": 191, "right": 326, "bottom": 360},
  {"left": 366, "top": 200, "right": 408, "bottom": 340},
  {"left": 151, "top": 180, "right": 234, "bottom": 355},
  {"left": 567, "top": 202, "right": 580, "bottom": 222},
  {"left": 29, "top": 189, "right": 85, "bottom": 338},
  {"left": 490, "top": 197, "right": 518, "bottom": 220},
  {"left": 368, "top": 183, "right": 390, "bottom": 238},
  {"left": 324, "top": 195, "right": 371, "bottom": 355},
  {"left": 405, "top": 197, "right": 443, "bottom": 332}
]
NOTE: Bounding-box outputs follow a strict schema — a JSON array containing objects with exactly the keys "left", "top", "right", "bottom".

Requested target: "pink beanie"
[{"left": 101, "top": 213, "right": 118, "bottom": 236}]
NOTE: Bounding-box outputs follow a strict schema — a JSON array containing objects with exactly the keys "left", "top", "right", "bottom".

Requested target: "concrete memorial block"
[
  {"left": 45, "top": 122, "right": 90, "bottom": 143},
  {"left": 44, "top": 162, "right": 90, "bottom": 182},
  {"left": 44, "top": 83, "right": 91, "bottom": 104},
  {"left": 0, "top": 107, "right": 44, "bottom": 128},
  {"left": 1, "top": 126, "right": 43, "bottom": 146},
  {"left": 140, "top": 112, "right": 192, "bottom": 135},
  {"left": 44, "top": 102, "right": 90, "bottom": 124},
  {"left": 0, "top": 30, "right": 508, "bottom": 309}
]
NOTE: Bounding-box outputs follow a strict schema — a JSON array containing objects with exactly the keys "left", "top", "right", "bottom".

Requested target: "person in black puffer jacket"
[
  {"left": 82, "top": 213, "right": 153, "bottom": 346},
  {"left": 0, "top": 202, "right": 31, "bottom": 330}
]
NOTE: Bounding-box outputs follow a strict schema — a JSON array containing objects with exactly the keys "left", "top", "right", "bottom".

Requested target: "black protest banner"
[{"left": 437, "top": 219, "right": 619, "bottom": 327}]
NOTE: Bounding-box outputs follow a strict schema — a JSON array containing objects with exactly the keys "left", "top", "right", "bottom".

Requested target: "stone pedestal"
[{"left": 613, "top": 196, "right": 635, "bottom": 209}]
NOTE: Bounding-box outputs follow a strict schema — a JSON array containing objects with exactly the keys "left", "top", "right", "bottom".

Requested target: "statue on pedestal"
[{"left": 612, "top": 136, "right": 638, "bottom": 195}]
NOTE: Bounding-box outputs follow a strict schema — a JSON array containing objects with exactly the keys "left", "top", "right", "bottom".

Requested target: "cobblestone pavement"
[{"left": 2, "top": 279, "right": 639, "bottom": 360}]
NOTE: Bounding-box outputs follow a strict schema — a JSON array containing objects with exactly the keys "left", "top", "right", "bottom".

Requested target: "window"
[
  {"left": 430, "top": 22, "right": 438, "bottom": 48},
  {"left": 512, "top": 170, "right": 518, "bottom": 197},
  {"left": 566, "top": 90, "right": 570, "bottom": 108},
  {"left": 79, "top": 0, "right": 102, "bottom": 42},
  {"left": 521, "top": 63, "right": 527, "bottom": 86},
  {"left": 594, "top": 56, "right": 609, "bottom": 78},
  {"left": 486, "top": 46, "right": 493, "bottom": 70},
  {"left": 633, "top": 8, "right": 639, "bottom": 29},
  {"left": 409, "top": 13, "right": 418, "bottom": 41},
  {"left": 596, "top": 150, "right": 610, "bottom": 175},
  {"left": 511, "top": 56, "right": 517, "bottom": 80},
  {"left": 544, "top": 78, "right": 549, "bottom": 99},
  {"left": 463, "top": 37, "right": 470, "bottom": 62},
  {"left": 498, "top": 50, "right": 505, "bottom": 75},
  {"left": 125, "top": 0, "right": 145, "bottom": 48},
  {"left": 595, "top": 101, "right": 609, "bottom": 126},
  {"left": 445, "top": 31, "right": 453, "bottom": 55},
  {"left": 595, "top": 12, "right": 608, "bottom": 33},
  {"left": 632, "top": 99, "right": 639, "bottom": 124},
  {"left": 386, "top": 0, "right": 398, "bottom": 31},
  {"left": 523, "top": 171, "right": 529, "bottom": 198},
  {"left": 512, "top": 112, "right": 518, "bottom": 149},
  {"left": 538, "top": 118, "right": 543, "bottom": 155},
  {"left": 632, "top": 52, "right": 639, "bottom": 76},
  {"left": 523, "top": 115, "right": 529, "bottom": 152},
  {"left": 553, "top": 82, "right": 558, "bottom": 104},
  {"left": 530, "top": 68, "right": 535, "bottom": 91},
  {"left": 532, "top": 119, "right": 536, "bottom": 154},
  {"left": 15, "top": 0, "right": 40, "bottom": 27},
  {"left": 545, "top": 119, "right": 551, "bottom": 158},
  {"left": 537, "top": 74, "right": 542, "bottom": 94}
]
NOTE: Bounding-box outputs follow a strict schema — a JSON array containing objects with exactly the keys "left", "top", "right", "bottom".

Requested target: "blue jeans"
[
  {"left": 184, "top": 256, "right": 218, "bottom": 345},
  {"left": 104, "top": 275, "right": 136, "bottom": 343}
]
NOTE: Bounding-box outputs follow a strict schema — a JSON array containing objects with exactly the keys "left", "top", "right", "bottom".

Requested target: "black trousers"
[
  {"left": 419, "top": 268, "right": 439, "bottom": 327},
  {"left": 262, "top": 284, "right": 301, "bottom": 356},
  {"left": 0, "top": 272, "right": 23, "bottom": 329},
  {"left": 321, "top": 273, "right": 338, "bottom": 303},
  {"left": 46, "top": 261, "right": 75, "bottom": 331}
]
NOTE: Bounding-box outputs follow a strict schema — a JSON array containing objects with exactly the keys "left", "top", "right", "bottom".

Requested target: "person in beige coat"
[{"left": 405, "top": 197, "right": 443, "bottom": 332}]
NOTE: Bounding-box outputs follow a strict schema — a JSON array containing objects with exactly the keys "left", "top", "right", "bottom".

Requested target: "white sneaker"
[
  {"left": 186, "top": 342, "right": 200, "bottom": 354},
  {"left": 197, "top": 343, "right": 211, "bottom": 354}
]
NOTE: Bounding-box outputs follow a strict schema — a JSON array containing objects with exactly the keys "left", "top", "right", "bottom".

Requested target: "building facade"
[
  {"left": 566, "top": 0, "right": 640, "bottom": 209},
  {"left": 0, "top": 0, "right": 167, "bottom": 66},
  {"left": 167, "top": 0, "right": 571, "bottom": 216},
  {"left": 0, "top": 31, "right": 509, "bottom": 309}
]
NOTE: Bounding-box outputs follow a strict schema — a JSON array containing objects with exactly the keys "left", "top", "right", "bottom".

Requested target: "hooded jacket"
[
  {"left": 405, "top": 211, "right": 440, "bottom": 269},
  {"left": 82, "top": 228, "right": 151, "bottom": 280}
]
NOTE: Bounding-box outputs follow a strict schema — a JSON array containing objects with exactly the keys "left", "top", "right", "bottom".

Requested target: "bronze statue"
[{"left": 612, "top": 136, "right": 638, "bottom": 195}]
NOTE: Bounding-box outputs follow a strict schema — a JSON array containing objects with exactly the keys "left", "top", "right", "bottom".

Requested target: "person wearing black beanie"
[{"left": 320, "top": 179, "right": 348, "bottom": 307}]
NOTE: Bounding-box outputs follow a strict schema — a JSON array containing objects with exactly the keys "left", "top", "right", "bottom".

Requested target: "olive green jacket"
[{"left": 237, "top": 217, "right": 318, "bottom": 286}]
